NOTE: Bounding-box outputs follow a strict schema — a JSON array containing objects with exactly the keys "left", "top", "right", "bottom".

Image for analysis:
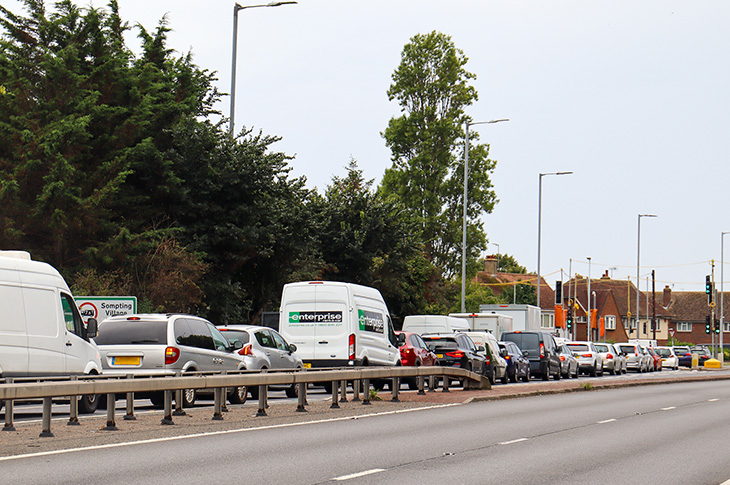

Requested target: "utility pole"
[{"left": 652, "top": 270, "right": 656, "bottom": 341}]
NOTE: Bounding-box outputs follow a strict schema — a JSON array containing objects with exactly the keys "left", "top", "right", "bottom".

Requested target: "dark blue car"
[{"left": 499, "top": 340, "right": 530, "bottom": 383}]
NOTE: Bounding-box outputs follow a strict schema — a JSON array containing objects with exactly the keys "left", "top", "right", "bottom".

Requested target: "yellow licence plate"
[
  {"left": 303, "top": 363, "right": 312, "bottom": 368},
  {"left": 112, "top": 356, "right": 140, "bottom": 366},
  {"left": 437, "top": 354, "right": 444, "bottom": 359}
]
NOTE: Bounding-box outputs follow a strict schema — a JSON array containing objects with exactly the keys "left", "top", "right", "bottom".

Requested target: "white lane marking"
[
  {"left": 709, "top": 399, "right": 719, "bottom": 402},
  {"left": 597, "top": 419, "right": 616, "bottom": 424},
  {"left": 499, "top": 438, "right": 528, "bottom": 445},
  {"left": 334, "top": 469, "right": 385, "bottom": 481},
  {"left": 661, "top": 407, "right": 676, "bottom": 411},
  {"left": 0, "top": 403, "right": 460, "bottom": 462}
]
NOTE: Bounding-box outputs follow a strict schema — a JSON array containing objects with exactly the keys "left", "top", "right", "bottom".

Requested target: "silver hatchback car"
[
  {"left": 95, "top": 314, "right": 247, "bottom": 407},
  {"left": 566, "top": 341, "right": 604, "bottom": 377},
  {"left": 217, "top": 325, "right": 303, "bottom": 398}
]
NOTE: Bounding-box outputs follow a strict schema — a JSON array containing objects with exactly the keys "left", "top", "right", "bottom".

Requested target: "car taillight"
[
  {"left": 581, "top": 353, "right": 592, "bottom": 358},
  {"left": 560, "top": 355, "right": 566, "bottom": 361},
  {"left": 165, "top": 346, "right": 180, "bottom": 365},
  {"left": 540, "top": 342, "right": 545, "bottom": 358},
  {"left": 349, "top": 333, "right": 356, "bottom": 361},
  {"left": 505, "top": 355, "right": 511, "bottom": 360},
  {"left": 445, "top": 351, "right": 465, "bottom": 358},
  {"left": 485, "top": 355, "right": 491, "bottom": 365},
  {"left": 238, "top": 344, "right": 253, "bottom": 356},
  {"left": 606, "top": 353, "right": 614, "bottom": 359}
]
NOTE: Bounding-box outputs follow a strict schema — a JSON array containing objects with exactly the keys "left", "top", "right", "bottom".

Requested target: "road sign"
[
  {"left": 669, "top": 329, "right": 675, "bottom": 337},
  {"left": 76, "top": 296, "right": 137, "bottom": 324}
]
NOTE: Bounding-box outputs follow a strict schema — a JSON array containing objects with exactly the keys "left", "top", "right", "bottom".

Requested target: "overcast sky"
[{"left": 6, "top": 0, "right": 730, "bottom": 293}]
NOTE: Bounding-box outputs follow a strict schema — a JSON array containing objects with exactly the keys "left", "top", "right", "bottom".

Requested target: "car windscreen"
[
  {"left": 218, "top": 329, "right": 250, "bottom": 346},
  {"left": 568, "top": 344, "right": 589, "bottom": 352},
  {"left": 94, "top": 320, "right": 168, "bottom": 345},
  {"left": 502, "top": 333, "right": 540, "bottom": 353}
]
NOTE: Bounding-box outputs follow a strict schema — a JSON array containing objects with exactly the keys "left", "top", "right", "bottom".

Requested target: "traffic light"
[
  {"left": 706, "top": 315, "right": 711, "bottom": 334},
  {"left": 706, "top": 275, "right": 714, "bottom": 304},
  {"left": 715, "top": 318, "right": 721, "bottom": 334},
  {"left": 555, "top": 281, "right": 563, "bottom": 305},
  {"left": 566, "top": 309, "right": 573, "bottom": 330}
]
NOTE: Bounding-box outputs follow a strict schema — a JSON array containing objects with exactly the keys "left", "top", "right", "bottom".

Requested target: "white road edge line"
[
  {"left": 334, "top": 469, "right": 385, "bottom": 481},
  {"left": 499, "top": 438, "right": 528, "bottom": 445},
  {"left": 0, "top": 403, "right": 461, "bottom": 462},
  {"left": 597, "top": 419, "right": 616, "bottom": 424},
  {"left": 709, "top": 399, "right": 719, "bottom": 402},
  {"left": 661, "top": 407, "right": 676, "bottom": 411}
]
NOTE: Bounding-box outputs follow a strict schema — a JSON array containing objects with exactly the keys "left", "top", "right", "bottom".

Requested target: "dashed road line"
[{"left": 334, "top": 469, "right": 385, "bottom": 481}]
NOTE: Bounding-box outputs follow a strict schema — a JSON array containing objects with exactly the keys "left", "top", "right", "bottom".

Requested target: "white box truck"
[
  {"left": 0, "top": 251, "right": 102, "bottom": 413},
  {"left": 449, "top": 312, "right": 514, "bottom": 336},
  {"left": 279, "top": 281, "right": 401, "bottom": 368},
  {"left": 479, "top": 304, "right": 542, "bottom": 333},
  {"left": 402, "top": 315, "right": 469, "bottom": 334}
]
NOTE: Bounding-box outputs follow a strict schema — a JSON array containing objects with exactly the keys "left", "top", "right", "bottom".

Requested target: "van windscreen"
[{"left": 94, "top": 320, "right": 168, "bottom": 345}]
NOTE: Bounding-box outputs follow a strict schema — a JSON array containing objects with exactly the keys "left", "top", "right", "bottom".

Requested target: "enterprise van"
[
  {"left": 0, "top": 251, "right": 102, "bottom": 413},
  {"left": 279, "top": 281, "right": 402, "bottom": 368}
]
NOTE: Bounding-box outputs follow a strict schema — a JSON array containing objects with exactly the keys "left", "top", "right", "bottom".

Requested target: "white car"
[
  {"left": 566, "top": 341, "right": 604, "bottom": 377},
  {"left": 654, "top": 346, "right": 679, "bottom": 370}
]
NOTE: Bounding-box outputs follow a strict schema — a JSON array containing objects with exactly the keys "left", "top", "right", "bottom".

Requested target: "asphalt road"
[{"left": 3, "top": 378, "right": 730, "bottom": 484}]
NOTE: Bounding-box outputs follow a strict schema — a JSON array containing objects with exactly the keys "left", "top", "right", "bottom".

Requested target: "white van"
[
  {"left": 279, "top": 281, "right": 401, "bottom": 367},
  {"left": 0, "top": 251, "right": 102, "bottom": 412},
  {"left": 402, "top": 315, "right": 469, "bottom": 334}
]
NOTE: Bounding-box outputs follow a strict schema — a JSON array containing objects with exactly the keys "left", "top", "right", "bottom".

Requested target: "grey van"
[
  {"left": 95, "top": 314, "right": 247, "bottom": 407},
  {"left": 500, "top": 331, "right": 561, "bottom": 381}
]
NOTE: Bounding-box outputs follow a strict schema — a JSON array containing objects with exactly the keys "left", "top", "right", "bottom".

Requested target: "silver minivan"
[{"left": 95, "top": 314, "right": 247, "bottom": 407}]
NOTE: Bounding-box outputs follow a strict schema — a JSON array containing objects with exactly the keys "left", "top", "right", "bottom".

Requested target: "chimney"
[
  {"left": 484, "top": 255, "right": 498, "bottom": 275},
  {"left": 663, "top": 285, "right": 671, "bottom": 308}
]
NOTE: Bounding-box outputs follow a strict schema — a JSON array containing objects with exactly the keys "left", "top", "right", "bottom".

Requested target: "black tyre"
[
  {"left": 554, "top": 367, "right": 561, "bottom": 380},
  {"left": 181, "top": 388, "right": 196, "bottom": 408},
  {"left": 250, "top": 385, "right": 260, "bottom": 399},
  {"left": 590, "top": 365, "right": 597, "bottom": 377},
  {"left": 228, "top": 386, "right": 248, "bottom": 404},
  {"left": 150, "top": 392, "right": 164, "bottom": 409},
  {"left": 509, "top": 368, "right": 518, "bottom": 383},
  {"left": 78, "top": 393, "right": 99, "bottom": 414},
  {"left": 522, "top": 370, "right": 530, "bottom": 382},
  {"left": 500, "top": 371, "right": 508, "bottom": 385},
  {"left": 285, "top": 383, "right": 298, "bottom": 398}
]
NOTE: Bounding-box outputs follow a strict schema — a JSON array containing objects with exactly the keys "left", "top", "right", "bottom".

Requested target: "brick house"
[{"left": 663, "top": 286, "right": 730, "bottom": 346}]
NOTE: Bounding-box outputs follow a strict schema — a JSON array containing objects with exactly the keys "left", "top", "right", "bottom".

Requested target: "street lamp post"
[
  {"left": 461, "top": 118, "right": 509, "bottom": 312},
  {"left": 636, "top": 213, "right": 657, "bottom": 338},
  {"left": 537, "top": 171, "right": 573, "bottom": 311},
  {"left": 722, "top": 232, "right": 729, "bottom": 362},
  {"left": 587, "top": 256, "right": 591, "bottom": 342},
  {"left": 230, "top": 1, "right": 297, "bottom": 137}
]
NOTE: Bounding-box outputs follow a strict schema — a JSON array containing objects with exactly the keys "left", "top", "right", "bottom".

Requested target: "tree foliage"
[{"left": 380, "top": 31, "right": 497, "bottom": 278}]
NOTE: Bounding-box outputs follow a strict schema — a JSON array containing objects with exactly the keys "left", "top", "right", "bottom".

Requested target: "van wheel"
[
  {"left": 78, "top": 393, "right": 99, "bottom": 414},
  {"left": 228, "top": 386, "right": 247, "bottom": 405},
  {"left": 285, "top": 383, "right": 298, "bottom": 398},
  {"left": 150, "top": 392, "right": 164, "bottom": 409},
  {"left": 182, "top": 388, "right": 196, "bottom": 408}
]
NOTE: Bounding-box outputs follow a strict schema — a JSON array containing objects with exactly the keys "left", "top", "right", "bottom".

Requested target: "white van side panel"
[
  {"left": 24, "top": 286, "right": 66, "bottom": 374},
  {"left": 402, "top": 315, "right": 469, "bottom": 335},
  {"left": 0, "top": 283, "right": 30, "bottom": 375},
  {"left": 352, "top": 294, "right": 389, "bottom": 365}
]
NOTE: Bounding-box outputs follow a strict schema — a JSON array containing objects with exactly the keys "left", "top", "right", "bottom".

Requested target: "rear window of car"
[
  {"left": 501, "top": 333, "right": 540, "bottom": 352},
  {"left": 568, "top": 344, "right": 589, "bottom": 352},
  {"left": 423, "top": 337, "right": 458, "bottom": 350},
  {"left": 674, "top": 347, "right": 690, "bottom": 354},
  {"left": 618, "top": 345, "right": 637, "bottom": 354},
  {"left": 218, "top": 329, "right": 250, "bottom": 346},
  {"left": 594, "top": 344, "right": 609, "bottom": 352},
  {"left": 655, "top": 348, "right": 671, "bottom": 357},
  {"left": 94, "top": 320, "right": 168, "bottom": 345}
]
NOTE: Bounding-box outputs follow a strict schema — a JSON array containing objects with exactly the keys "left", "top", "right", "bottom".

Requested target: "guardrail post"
[
  {"left": 67, "top": 376, "right": 80, "bottom": 426},
  {"left": 213, "top": 387, "right": 224, "bottom": 421},
  {"left": 124, "top": 374, "right": 136, "bottom": 421},
  {"left": 352, "top": 379, "right": 361, "bottom": 402},
  {"left": 40, "top": 397, "right": 54, "bottom": 437},
  {"left": 296, "top": 382, "right": 307, "bottom": 412},
  {"left": 417, "top": 375, "right": 426, "bottom": 395},
  {"left": 442, "top": 374, "right": 450, "bottom": 393},
  {"left": 362, "top": 378, "right": 371, "bottom": 405},
  {"left": 221, "top": 371, "right": 229, "bottom": 412},
  {"left": 103, "top": 393, "right": 118, "bottom": 431},
  {"left": 256, "top": 385, "right": 267, "bottom": 417},
  {"left": 330, "top": 380, "right": 340, "bottom": 409},
  {"left": 429, "top": 375, "right": 436, "bottom": 392},
  {"left": 391, "top": 377, "right": 400, "bottom": 402},
  {"left": 161, "top": 390, "right": 174, "bottom": 425},
  {"left": 3, "top": 378, "right": 15, "bottom": 432},
  {"left": 173, "top": 372, "right": 186, "bottom": 416},
  {"left": 340, "top": 379, "right": 348, "bottom": 403}
]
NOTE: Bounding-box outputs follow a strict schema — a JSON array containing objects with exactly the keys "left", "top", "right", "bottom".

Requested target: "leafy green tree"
[
  {"left": 500, "top": 282, "right": 537, "bottom": 305},
  {"left": 380, "top": 31, "right": 497, "bottom": 278},
  {"left": 497, "top": 253, "right": 527, "bottom": 274}
]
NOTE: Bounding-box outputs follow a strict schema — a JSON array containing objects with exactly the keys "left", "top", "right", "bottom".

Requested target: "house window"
[
  {"left": 541, "top": 313, "right": 554, "bottom": 329},
  {"left": 577, "top": 316, "right": 586, "bottom": 323},
  {"left": 677, "top": 322, "right": 692, "bottom": 332},
  {"left": 605, "top": 315, "right": 616, "bottom": 330},
  {"left": 725, "top": 322, "right": 730, "bottom": 333}
]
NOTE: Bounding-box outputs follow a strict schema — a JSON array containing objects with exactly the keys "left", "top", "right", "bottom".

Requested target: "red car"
[
  {"left": 647, "top": 347, "right": 662, "bottom": 372},
  {"left": 396, "top": 331, "right": 438, "bottom": 389}
]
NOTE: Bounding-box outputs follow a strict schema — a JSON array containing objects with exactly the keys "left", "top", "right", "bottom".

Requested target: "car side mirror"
[
  {"left": 289, "top": 343, "right": 297, "bottom": 353},
  {"left": 86, "top": 318, "right": 98, "bottom": 339},
  {"left": 476, "top": 345, "right": 486, "bottom": 353},
  {"left": 500, "top": 349, "right": 508, "bottom": 358},
  {"left": 232, "top": 340, "right": 243, "bottom": 350},
  {"left": 523, "top": 350, "right": 530, "bottom": 357},
  {"left": 397, "top": 333, "right": 406, "bottom": 347}
]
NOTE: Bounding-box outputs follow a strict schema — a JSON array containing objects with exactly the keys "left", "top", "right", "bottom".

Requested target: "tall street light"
[
  {"left": 721, "top": 231, "right": 729, "bottom": 362},
  {"left": 461, "top": 118, "right": 509, "bottom": 312},
  {"left": 230, "top": 1, "right": 297, "bottom": 137},
  {"left": 536, "top": 171, "right": 573, "bottom": 311},
  {"left": 587, "top": 256, "right": 592, "bottom": 342},
  {"left": 636, "top": 213, "right": 657, "bottom": 337}
]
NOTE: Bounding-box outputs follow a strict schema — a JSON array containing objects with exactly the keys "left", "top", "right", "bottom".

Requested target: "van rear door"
[
  {"left": 0, "top": 282, "right": 30, "bottom": 376},
  {"left": 281, "top": 283, "right": 349, "bottom": 364}
]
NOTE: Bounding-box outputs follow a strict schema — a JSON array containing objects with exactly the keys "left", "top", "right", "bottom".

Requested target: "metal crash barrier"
[{"left": 0, "top": 366, "right": 490, "bottom": 438}]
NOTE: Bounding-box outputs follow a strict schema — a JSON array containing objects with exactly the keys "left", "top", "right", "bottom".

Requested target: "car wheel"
[
  {"left": 523, "top": 369, "right": 531, "bottom": 382},
  {"left": 509, "top": 368, "right": 518, "bottom": 383},
  {"left": 610, "top": 367, "right": 616, "bottom": 375},
  {"left": 590, "top": 365, "right": 597, "bottom": 377},
  {"left": 150, "top": 392, "right": 164, "bottom": 409},
  {"left": 572, "top": 366, "right": 579, "bottom": 379},
  {"left": 182, "top": 388, "right": 197, "bottom": 408},
  {"left": 541, "top": 370, "right": 549, "bottom": 381},
  {"left": 500, "top": 370, "right": 508, "bottom": 385},
  {"left": 554, "top": 366, "right": 561, "bottom": 380},
  {"left": 228, "top": 386, "right": 248, "bottom": 404},
  {"left": 78, "top": 393, "right": 99, "bottom": 414}
]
